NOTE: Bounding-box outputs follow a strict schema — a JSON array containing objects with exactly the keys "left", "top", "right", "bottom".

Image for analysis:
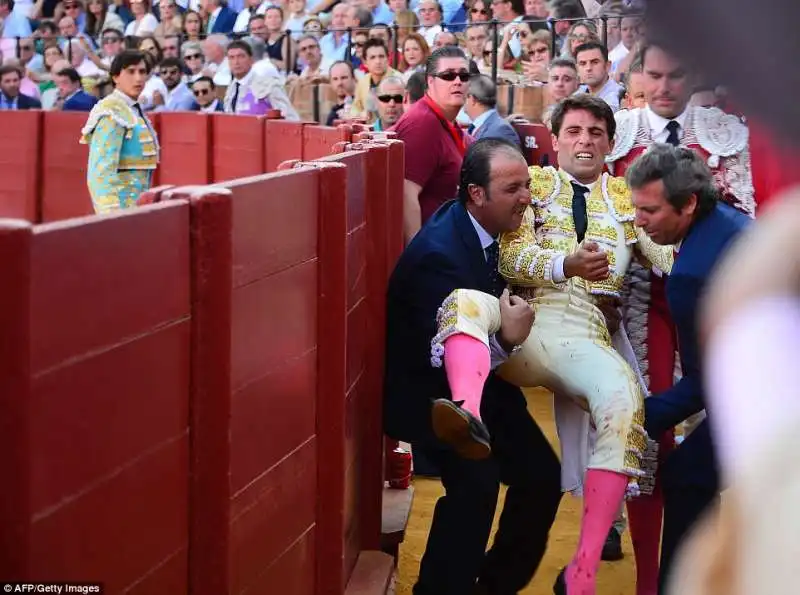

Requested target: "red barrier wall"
[
  {"left": 166, "top": 163, "right": 348, "bottom": 595},
  {"left": 0, "top": 112, "right": 353, "bottom": 222},
  {"left": 265, "top": 119, "right": 306, "bottom": 171},
  {"left": 0, "top": 111, "right": 40, "bottom": 222},
  {"left": 211, "top": 114, "right": 267, "bottom": 182},
  {"left": 40, "top": 111, "right": 92, "bottom": 222},
  {"left": 303, "top": 124, "right": 352, "bottom": 161},
  {"left": 158, "top": 112, "right": 212, "bottom": 185},
  {"left": 0, "top": 203, "right": 192, "bottom": 592}
]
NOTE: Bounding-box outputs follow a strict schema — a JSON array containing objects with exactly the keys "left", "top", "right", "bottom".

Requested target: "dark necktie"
[
  {"left": 467, "top": 123, "right": 475, "bottom": 135},
  {"left": 571, "top": 182, "right": 589, "bottom": 243},
  {"left": 485, "top": 241, "right": 506, "bottom": 297},
  {"left": 231, "top": 81, "right": 240, "bottom": 113},
  {"left": 665, "top": 120, "right": 681, "bottom": 146}
]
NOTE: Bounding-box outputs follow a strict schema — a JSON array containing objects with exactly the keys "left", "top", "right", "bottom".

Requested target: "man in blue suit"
[
  {"left": 54, "top": 68, "right": 98, "bottom": 111},
  {"left": 627, "top": 143, "right": 751, "bottom": 592},
  {"left": 204, "top": 0, "right": 237, "bottom": 34},
  {"left": 384, "top": 138, "right": 562, "bottom": 595},
  {"left": 464, "top": 75, "right": 522, "bottom": 149}
]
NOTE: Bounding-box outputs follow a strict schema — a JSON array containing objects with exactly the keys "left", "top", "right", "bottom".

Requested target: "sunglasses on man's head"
[
  {"left": 433, "top": 70, "right": 470, "bottom": 82},
  {"left": 378, "top": 94, "right": 403, "bottom": 103}
]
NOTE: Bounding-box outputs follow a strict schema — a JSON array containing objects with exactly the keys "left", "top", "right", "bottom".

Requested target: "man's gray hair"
[
  {"left": 378, "top": 76, "right": 405, "bottom": 91},
  {"left": 206, "top": 34, "right": 230, "bottom": 50},
  {"left": 626, "top": 143, "right": 718, "bottom": 216},
  {"left": 467, "top": 74, "right": 497, "bottom": 108},
  {"left": 181, "top": 41, "right": 202, "bottom": 57},
  {"left": 241, "top": 35, "right": 266, "bottom": 60}
]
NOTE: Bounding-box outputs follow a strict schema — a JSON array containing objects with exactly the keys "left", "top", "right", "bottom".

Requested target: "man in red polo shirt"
[{"left": 392, "top": 46, "right": 472, "bottom": 244}]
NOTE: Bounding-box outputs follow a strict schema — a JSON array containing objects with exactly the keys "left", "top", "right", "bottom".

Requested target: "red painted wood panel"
[
  {"left": 229, "top": 438, "right": 317, "bottom": 594},
  {"left": 245, "top": 529, "right": 315, "bottom": 595},
  {"left": 211, "top": 114, "right": 267, "bottom": 182},
  {"left": 40, "top": 111, "right": 92, "bottom": 221},
  {"left": 30, "top": 436, "right": 189, "bottom": 592},
  {"left": 225, "top": 170, "right": 319, "bottom": 288},
  {"left": 0, "top": 111, "right": 41, "bottom": 221},
  {"left": 125, "top": 547, "right": 188, "bottom": 595},
  {"left": 30, "top": 322, "right": 190, "bottom": 512},
  {"left": 0, "top": 221, "right": 33, "bottom": 576},
  {"left": 229, "top": 349, "right": 316, "bottom": 494},
  {"left": 265, "top": 120, "right": 305, "bottom": 171},
  {"left": 0, "top": 204, "right": 192, "bottom": 592},
  {"left": 230, "top": 259, "right": 317, "bottom": 393},
  {"left": 30, "top": 203, "right": 191, "bottom": 372},
  {"left": 158, "top": 112, "right": 212, "bottom": 185},
  {"left": 302, "top": 124, "right": 351, "bottom": 161}
]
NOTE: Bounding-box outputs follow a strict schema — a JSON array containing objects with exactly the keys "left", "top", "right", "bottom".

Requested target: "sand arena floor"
[{"left": 396, "top": 388, "right": 637, "bottom": 595}]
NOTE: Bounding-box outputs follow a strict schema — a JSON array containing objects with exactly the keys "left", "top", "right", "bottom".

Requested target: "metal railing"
[{"left": 2, "top": 13, "right": 640, "bottom": 84}]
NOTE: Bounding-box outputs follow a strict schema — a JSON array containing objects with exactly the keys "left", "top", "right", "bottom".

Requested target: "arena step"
[
  {"left": 345, "top": 550, "right": 396, "bottom": 595},
  {"left": 380, "top": 485, "right": 415, "bottom": 562}
]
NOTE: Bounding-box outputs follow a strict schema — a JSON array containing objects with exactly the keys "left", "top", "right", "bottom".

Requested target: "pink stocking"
[
  {"left": 442, "top": 334, "right": 490, "bottom": 421},
  {"left": 565, "top": 469, "right": 628, "bottom": 595}
]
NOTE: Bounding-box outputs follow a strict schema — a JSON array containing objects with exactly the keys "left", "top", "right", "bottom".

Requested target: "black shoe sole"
[{"left": 431, "top": 400, "right": 491, "bottom": 460}]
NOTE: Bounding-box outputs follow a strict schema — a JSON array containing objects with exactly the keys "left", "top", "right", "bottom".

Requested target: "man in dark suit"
[
  {"left": 627, "top": 143, "right": 751, "bottom": 592},
  {"left": 54, "top": 67, "right": 98, "bottom": 111},
  {"left": 0, "top": 64, "right": 41, "bottom": 110},
  {"left": 384, "top": 138, "right": 562, "bottom": 595},
  {"left": 464, "top": 75, "right": 522, "bottom": 149}
]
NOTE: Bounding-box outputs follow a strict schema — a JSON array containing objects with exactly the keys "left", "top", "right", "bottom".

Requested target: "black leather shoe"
[
  {"left": 553, "top": 568, "right": 567, "bottom": 595},
  {"left": 431, "top": 398, "right": 491, "bottom": 460},
  {"left": 601, "top": 527, "right": 624, "bottom": 561}
]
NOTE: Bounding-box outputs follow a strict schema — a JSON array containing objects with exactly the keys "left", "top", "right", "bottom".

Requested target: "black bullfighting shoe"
[
  {"left": 553, "top": 567, "right": 567, "bottom": 595},
  {"left": 431, "top": 398, "right": 491, "bottom": 460}
]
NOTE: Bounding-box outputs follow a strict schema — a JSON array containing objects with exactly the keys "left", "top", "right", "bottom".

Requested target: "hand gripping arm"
[{"left": 498, "top": 206, "right": 564, "bottom": 287}]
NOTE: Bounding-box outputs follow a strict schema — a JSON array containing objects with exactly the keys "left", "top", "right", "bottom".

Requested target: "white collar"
[
  {"left": 233, "top": 67, "right": 254, "bottom": 85},
  {"left": 467, "top": 210, "right": 495, "bottom": 251},
  {"left": 211, "top": 5, "right": 222, "bottom": 16},
  {"left": 113, "top": 88, "right": 138, "bottom": 107},
  {"left": 560, "top": 169, "right": 600, "bottom": 192},
  {"left": 470, "top": 108, "right": 494, "bottom": 131},
  {"left": 645, "top": 104, "right": 690, "bottom": 138}
]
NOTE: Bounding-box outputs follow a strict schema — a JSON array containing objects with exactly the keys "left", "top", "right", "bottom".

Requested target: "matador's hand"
[{"left": 498, "top": 289, "right": 534, "bottom": 350}]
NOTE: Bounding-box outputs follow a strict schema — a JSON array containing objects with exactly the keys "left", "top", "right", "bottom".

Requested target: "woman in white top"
[{"left": 125, "top": 0, "right": 159, "bottom": 36}]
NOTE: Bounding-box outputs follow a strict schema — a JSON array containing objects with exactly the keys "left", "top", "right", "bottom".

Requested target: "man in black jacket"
[{"left": 384, "top": 138, "right": 562, "bottom": 594}]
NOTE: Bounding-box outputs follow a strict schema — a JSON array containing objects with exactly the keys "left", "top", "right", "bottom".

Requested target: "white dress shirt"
[
  {"left": 467, "top": 210, "right": 512, "bottom": 368},
  {"left": 645, "top": 104, "right": 690, "bottom": 144},
  {"left": 550, "top": 172, "right": 598, "bottom": 283}
]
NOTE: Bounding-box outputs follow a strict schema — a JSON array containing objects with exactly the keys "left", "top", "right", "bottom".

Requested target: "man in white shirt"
[{"left": 575, "top": 41, "right": 622, "bottom": 112}]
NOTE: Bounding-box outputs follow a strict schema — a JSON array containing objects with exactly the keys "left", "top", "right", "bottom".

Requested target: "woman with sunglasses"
[{"left": 467, "top": 0, "right": 491, "bottom": 23}]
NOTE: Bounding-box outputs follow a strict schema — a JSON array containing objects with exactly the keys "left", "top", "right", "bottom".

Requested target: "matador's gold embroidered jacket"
[{"left": 499, "top": 166, "right": 674, "bottom": 299}]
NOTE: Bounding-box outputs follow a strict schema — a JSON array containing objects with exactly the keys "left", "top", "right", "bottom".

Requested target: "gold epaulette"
[{"left": 80, "top": 95, "right": 137, "bottom": 144}]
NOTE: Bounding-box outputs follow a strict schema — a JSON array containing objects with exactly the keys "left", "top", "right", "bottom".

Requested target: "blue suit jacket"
[
  {"left": 209, "top": 6, "right": 238, "bottom": 34},
  {"left": 473, "top": 110, "right": 521, "bottom": 148},
  {"left": 16, "top": 93, "right": 41, "bottom": 110},
  {"left": 645, "top": 202, "right": 750, "bottom": 437},
  {"left": 63, "top": 90, "right": 98, "bottom": 112},
  {"left": 383, "top": 200, "right": 516, "bottom": 443}
]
